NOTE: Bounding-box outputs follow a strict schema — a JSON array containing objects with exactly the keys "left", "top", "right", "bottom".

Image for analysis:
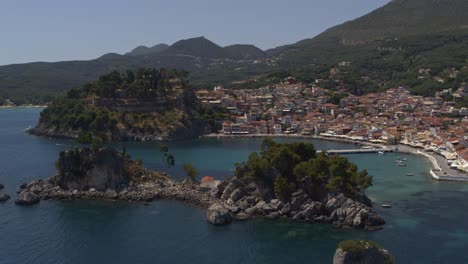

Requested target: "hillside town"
[{"left": 196, "top": 78, "right": 468, "bottom": 174}]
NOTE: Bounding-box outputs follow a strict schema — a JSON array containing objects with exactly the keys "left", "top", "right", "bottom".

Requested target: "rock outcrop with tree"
[{"left": 209, "top": 139, "right": 384, "bottom": 229}]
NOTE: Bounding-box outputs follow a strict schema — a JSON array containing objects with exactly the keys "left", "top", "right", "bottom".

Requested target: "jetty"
[{"left": 318, "top": 148, "right": 395, "bottom": 155}]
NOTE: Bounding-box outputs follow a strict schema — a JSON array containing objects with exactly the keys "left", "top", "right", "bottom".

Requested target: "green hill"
[
  {"left": 2, "top": 0, "right": 468, "bottom": 104},
  {"left": 270, "top": 0, "right": 468, "bottom": 96},
  {"left": 0, "top": 37, "right": 267, "bottom": 104},
  {"left": 30, "top": 69, "right": 225, "bottom": 141},
  {"left": 165, "top": 37, "right": 227, "bottom": 59},
  {"left": 298, "top": 0, "right": 468, "bottom": 46},
  {"left": 224, "top": 44, "right": 266, "bottom": 60}
]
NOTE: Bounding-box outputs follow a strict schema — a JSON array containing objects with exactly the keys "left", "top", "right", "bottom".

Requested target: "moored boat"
[{"left": 381, "top": 203, "right": 392, "bottom": 208}]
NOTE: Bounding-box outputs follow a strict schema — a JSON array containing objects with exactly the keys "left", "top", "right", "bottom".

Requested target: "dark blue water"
[{"left": 1, "top": 108, "right": 467, "bottom": 264}]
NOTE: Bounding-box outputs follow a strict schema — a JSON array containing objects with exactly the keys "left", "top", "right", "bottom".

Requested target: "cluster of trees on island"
[
  {"left": 65, "top": 68, "right": 189, "bottom": 100},
  {"left": 36, "top": 68, "right": 227, "bottom": 138},
  {"left": 59, "top": 136, "right": 371, "bottom": 200},
  {"left": 235, "top": 139, "right": 373, "bottom": 201}
]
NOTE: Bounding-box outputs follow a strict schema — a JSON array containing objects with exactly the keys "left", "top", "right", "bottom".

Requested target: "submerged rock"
[
  {"left": 0, "top": 193, "right": 10, "bottom": 202},
  {"left": 333, "top": 240, "right": 394, "bottom": 264},
  {"left": 207, "top": 203, "right": 232, "bottom": 225},
  {"left": 0, "top": 183, "right": 4, "bottom": 190},
  {"left": 15, "top": 191, "right": 40, "bottom": 205}
]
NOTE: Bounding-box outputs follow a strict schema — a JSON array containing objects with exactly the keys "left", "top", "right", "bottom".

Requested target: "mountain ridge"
[
  {"left": 2, "top": 0, "right": 468, "bottom": 103},
  {"left": 126, "top": 44, "right": 170, "bottom": 56}
]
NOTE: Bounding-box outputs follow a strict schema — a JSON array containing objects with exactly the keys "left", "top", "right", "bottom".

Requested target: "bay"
[{"left": 0, "top": 108, "right": 467, "bottom": 263}]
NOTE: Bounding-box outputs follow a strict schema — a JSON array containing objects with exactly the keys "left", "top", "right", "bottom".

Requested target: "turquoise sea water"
[{"left": 1, "top": 108, "right": 468, "bottom": 263}]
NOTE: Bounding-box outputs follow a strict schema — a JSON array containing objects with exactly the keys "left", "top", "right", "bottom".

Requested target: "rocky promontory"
[
  {"left": 333, "top": 240, "right": 394, "bottom": 264},
  {"left": 207, "top": 176, "right": 384, "bottom": 229},
  {"left": 18, "top": 147, "right": 217, "bottom": 207},
  {"left": 28, "top": 69, "right": 217, "bottom": 142}
]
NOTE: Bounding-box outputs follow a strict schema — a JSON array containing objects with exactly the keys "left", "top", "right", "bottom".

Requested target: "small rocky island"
[
  {"left": 20, "top": 139, "right": 385, "bottom": 230},
  {"left": 19, "top": 147, "right": 214, "bottom": 207},
  {"left": 207, "top": 139, "right": 384, "bottom": 229},
  {"left": 333, "top": 240, "right": 394, "bottom": 264}
]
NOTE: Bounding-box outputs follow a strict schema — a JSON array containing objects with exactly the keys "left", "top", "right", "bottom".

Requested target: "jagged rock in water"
[
  {"left": 333, "top": 240, "right": 394, "bottom": 264},
  {"left": 207, "top": 203, "right": 232, "bottom": 225},
  {"left": 325, "top": 194, "right": 385, "bottom": 229},
  {"left": 214, "top": 176, "right": 385, "bottom": 229},
  {"left": 0, "top": 193, "right": 10, "bottom": 202},
  {"left": 15, "top": 191, "right": 40, "bottom": 205},
  {"left": 52, "top": 147, "right": 130, "bottom": 191}
]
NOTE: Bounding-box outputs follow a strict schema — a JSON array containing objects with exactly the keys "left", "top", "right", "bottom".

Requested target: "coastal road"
[
  {"left": 432, "top": 154, "right": 467, "bottom": 178},
  {"left": 397, "top": 145, "right": 467, "bottom": 178}
]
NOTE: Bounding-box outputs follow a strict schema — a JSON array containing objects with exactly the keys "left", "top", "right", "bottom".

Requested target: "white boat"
[
  {"left": 381, "top": 203, "right": 392, "bottom": 208},
  {"left": 378, "top": 151, "right": 385, "bottom": 155},
  {"left": 406, "top": 173, "right": 415, "bottom": 176}
]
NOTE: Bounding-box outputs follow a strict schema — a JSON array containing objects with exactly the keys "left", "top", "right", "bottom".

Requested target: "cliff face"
[{"left": 53, "top": 147, "right": 130, "bottom": 191}]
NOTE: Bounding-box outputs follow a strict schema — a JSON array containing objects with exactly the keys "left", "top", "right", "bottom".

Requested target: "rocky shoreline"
[
  {"left": 18, "top": 174, "right": 384, "bottom": 230},
  {"left": 207, "top": 176, "right": 385, "bottom": 229},
  {"left": 19, "top": 175, "right": 217, "bottom": 208},
  {"left": 13, "top": 145, "right": 384, "bottom": 230},
  {"left": 28, "top": 121, "right": 209, "bottom": 142}
]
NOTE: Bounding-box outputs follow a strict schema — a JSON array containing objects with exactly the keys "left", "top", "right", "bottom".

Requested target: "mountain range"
[{"left": 1, "top": 0, "right": 468, "bottom": 104}]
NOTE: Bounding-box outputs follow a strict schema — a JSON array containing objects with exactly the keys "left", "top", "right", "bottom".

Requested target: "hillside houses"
[{"left": 197, "top": 84, "right": 468, "bottom": 172}]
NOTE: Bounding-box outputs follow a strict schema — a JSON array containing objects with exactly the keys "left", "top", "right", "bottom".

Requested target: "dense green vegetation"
[
  {"left": 311, "top": 0, "right": 468, "bottom": 44},
  {"left": 39, "top": 98, "right": 117, "bottom": 132},
  {"left": 55, "top": 148, "right": 95, "bottom": 180},
  {"left": 36, "top": 69, "right": 224, "bottom": 139},
  {"left": 269, "top": 0, "right": 468, "bottom": 96},
  {"left": 338, "top": 240, "right": 394, "bottom": 263},
  {"left": 235, "top": 139, "right": 372, "bottom": 200},
  {"left": 265, "top": 29, "right": 468, "bottom": 97}
]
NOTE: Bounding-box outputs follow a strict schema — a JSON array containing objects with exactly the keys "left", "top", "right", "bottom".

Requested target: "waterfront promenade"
[{"left": 397, "top": 145, "right": 468, "bottom": 181}]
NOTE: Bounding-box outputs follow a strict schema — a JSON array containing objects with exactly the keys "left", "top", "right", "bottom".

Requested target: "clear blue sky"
[{"left": 0, "top": 0, "right": 390, "bottom": 65}]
